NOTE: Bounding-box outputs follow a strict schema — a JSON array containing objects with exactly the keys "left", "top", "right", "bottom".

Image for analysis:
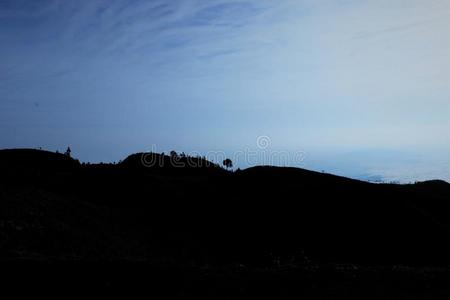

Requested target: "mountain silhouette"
[
  {"left": 1, "top": 148, "right": 450, "bottom": 265},
  {"left": 2, "top": 148, "right": 450, "bottom": 297}
]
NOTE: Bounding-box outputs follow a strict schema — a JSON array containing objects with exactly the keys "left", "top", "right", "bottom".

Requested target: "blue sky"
[{"left": 1, "top": 0, "right": 450, "bottom": 182}]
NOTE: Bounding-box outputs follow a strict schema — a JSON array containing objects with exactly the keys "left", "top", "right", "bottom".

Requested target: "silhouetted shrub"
[{"left": 223, "top": 158, "right": 233, "bottom": 170}]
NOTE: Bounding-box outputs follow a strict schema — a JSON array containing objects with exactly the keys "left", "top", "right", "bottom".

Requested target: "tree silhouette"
[
  {"left": 222, "top": 158, "right": 233, "bottom": 170},
  {"left": 65, "top": 147, "right": 71, "bottom": 157}
]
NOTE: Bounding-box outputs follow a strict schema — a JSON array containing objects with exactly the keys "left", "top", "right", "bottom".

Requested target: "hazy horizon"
[{"left": 1, "top": 0, "right": 449, "bottom": 183}]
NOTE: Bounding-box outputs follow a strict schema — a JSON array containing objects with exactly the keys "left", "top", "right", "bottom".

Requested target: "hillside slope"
[{"left": 1, "top": 149, "right": 450, "bottom": 267}]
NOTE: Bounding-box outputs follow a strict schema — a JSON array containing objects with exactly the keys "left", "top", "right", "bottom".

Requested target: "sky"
[{"left": 1, "top": 0, "right": 450, "bottom": 182}]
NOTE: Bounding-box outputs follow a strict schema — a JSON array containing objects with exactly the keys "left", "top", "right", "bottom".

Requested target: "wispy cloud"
[
  {"left": 1, "top": 0, "right": 290, "bottom": 81},
  {"left": 352, "top": 20, "right": 429, "bottom": 40}
]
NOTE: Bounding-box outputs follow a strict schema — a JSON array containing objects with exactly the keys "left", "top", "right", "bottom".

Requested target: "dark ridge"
[
  {"left": 413, "top": 179, "right": 450, "bottom": 188},
  {"left": 1, "top": 148, "right": 450, "bottom": 268},
  {"left": 238, "top": 165, "right": 372, "bottom": 185},
  {"left": 0, "top": 148, "right": 80, "bottom": 171},
  {"left": 119, "top": 152, "right": 227, "bottom": 176}
]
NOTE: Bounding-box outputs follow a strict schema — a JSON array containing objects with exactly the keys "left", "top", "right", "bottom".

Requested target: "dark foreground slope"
[{"left": 1, "top": 149, "right": 450, "bottom": 297}]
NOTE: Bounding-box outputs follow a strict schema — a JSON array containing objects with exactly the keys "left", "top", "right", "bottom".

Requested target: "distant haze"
[{"left": 1, "top": 0, "right": 449, "bottom": 182}]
